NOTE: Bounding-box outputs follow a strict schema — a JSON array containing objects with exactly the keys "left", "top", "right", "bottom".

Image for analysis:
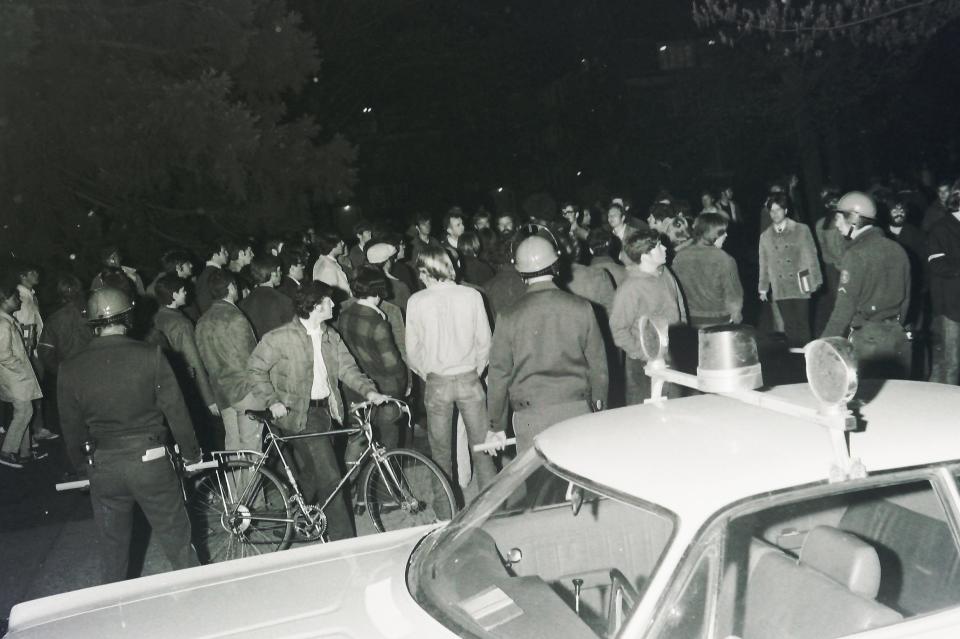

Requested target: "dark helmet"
[{"left": 85, "top": 287, "right": 134, "bottom": 325}]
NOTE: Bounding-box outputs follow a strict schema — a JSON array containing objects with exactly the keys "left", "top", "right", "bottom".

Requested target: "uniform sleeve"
[
  {"left": 821, "top": 253, "right": 863, "bottom": 338},
  {"left": 583, "top": 306, "right": 609, "bottom": 405},
  {"left": 486, "top": 315, "right": 513, "bottom": 432},
  {"left": 473, "top": 291, "right": 492, "bottom": 375},
  {"left": 898, "top": 247, "right": 912, "bottom": 323},
  {"left": 57, "top": 369, "right": 88, "bottom": 472},
  {"left": 154, "top": 347, "right": 201, "bottom": 460}
]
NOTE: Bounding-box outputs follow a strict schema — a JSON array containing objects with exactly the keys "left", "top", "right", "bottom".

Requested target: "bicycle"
[{"left": 187, "top": 397, "right": 457, "bottom": 563}]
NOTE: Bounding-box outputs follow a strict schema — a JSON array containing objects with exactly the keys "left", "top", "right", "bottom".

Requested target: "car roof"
[{"left": 536, "top": 380, "right": 960, "bottom": 523}]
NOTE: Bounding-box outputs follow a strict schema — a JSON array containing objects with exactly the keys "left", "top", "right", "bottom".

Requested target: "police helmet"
[
  {"left": 514, "top": 235, "right": 559, "bottom": 275},
  {"left": 835, "top": 191, "right": 877, "bottom": 220},
  {"left": 85, "top": 287, "right": 134, "bottom": 325}
]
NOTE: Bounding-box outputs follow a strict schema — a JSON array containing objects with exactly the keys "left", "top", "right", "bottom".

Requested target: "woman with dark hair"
[
  {"left": 458, "top": 231, "right": 495, "bottom": 286},
  {"left": 672, "top": 213, "right": 744, "bottom": 328},
  {"left": 758, "top": 193, "right": 822, "bottom": 346},
  {"left": 247, "top": 281, "right": 387, "bottom": 541}
]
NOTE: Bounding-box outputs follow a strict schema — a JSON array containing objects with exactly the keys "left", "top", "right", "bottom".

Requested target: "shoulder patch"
[{"left": 840, "top": 270, "right": 851, "bottom": 284}]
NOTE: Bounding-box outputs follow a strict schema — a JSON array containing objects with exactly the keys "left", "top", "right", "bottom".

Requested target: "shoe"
[
  {"left": 0, "top": 452, "right": 25, "bottom": 469},
  {"left": 34, "top": 428, "right": 60, "bottom": 441},
  {"left": 31, "top": 447, "right": 50, "bottom": 460}
]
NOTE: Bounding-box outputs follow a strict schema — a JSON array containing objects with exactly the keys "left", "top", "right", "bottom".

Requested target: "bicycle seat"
[{"left": 245, "top": 409, "right": 274, "bottom": 422}]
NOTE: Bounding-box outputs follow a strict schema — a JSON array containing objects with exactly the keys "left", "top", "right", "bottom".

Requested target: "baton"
[
  {"left": 55, "top": 460, "right": 214, "bottom": 491},
  {"left": 472, "top": 437, "right": 517, "bottom": 453}
]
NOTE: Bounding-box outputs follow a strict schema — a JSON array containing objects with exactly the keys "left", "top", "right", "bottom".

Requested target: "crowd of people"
[{"left": 1, "top": 171, "right": 958, "bottom": 581}]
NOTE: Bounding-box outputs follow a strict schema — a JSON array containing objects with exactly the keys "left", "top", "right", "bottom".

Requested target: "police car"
[{"left": 7, "top": 323, "right": 960, "bottom": 639}]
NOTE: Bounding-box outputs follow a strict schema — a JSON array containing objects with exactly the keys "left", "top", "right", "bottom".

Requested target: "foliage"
[
  {"left": 693, "top": 0, "right": 959, "bottom": 54},
  {"left": 0, "top": 0, "right": 356, "bottom": 265}
]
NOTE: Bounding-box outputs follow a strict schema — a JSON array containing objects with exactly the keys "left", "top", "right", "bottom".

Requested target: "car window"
[
  {"left": 409, "top": 450, "right": 677, "bottom": 639},
  {"left": 647, "top": 545, "right": 717, "bottom": 639},
  {"left": 713, "top": 478, "right": 960, "bottom": 639}
]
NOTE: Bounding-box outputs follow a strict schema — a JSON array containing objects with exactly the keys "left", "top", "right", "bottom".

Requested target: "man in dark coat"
[
  {"left": 59, "top": 287, "right": 200, "bottom": 583},
  {"left": 196, "top": 269, "right": 260, "bottom": 450},
  {"left": 239, "top": 255, "right": 295, "bottom": 340},
  {"left": 823, "top": 192, "right": 911, "bottom": 379},
  {"left": 485, "top": 236, "right": 608, "bottom": 456}
]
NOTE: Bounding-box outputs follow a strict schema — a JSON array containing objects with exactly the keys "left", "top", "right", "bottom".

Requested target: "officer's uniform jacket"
[
  {"left": 247, "top": 319, "right": 377, "bottom": 432},
  {"left": 822, "top": 227, "right": 911, "bottom": 337},
  {"left": 58, "top": 335, "right": 200, "bottom": 470},
  {"left": 487, "top": 281, "right": 608, "bottom": 432}
]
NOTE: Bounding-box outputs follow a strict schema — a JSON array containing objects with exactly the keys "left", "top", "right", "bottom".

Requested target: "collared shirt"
[
  {"left": 299, "top": 318, "right": 331, "bottom": 400},
  {"left": 406, "top": 281, "right": 491, "bottom": 378},
  {"left": 357, "top": 298, "right": 386, "bottom": 320}
]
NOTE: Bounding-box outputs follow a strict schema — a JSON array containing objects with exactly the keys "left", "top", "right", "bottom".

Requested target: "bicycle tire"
[
  {"left": 360, "top": 448, "right": 457, "bottom": 533},
  {"left": 189, "top": 459, "right": 294, "bottom": 563}
]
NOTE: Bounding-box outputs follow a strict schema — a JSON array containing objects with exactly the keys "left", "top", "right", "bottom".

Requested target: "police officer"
[
  {"left": 485, "top": 235, "right": 608, "bottom": 455},
  {"left": 821, "top": 192, "right": 912, "bottom": 378},
  {"left": 59, "top": 287, "right": 201, "bottom": 583}
]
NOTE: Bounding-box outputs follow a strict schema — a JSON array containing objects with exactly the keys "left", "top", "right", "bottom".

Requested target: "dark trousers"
[
  {"left": 930, "top": 315, "right": 960, "bottom": 385},
  {"left": 285, "top": 406, "right": 355, "bottom": 540},
  {"left": 90, "top": 447, "right": 198, "bottom": 583},
  {"left": 851, "top": 321, "right": 910, "bottom": 380},
  {"left": 776, "top": 298, "right": 811, "bottom": 347}
]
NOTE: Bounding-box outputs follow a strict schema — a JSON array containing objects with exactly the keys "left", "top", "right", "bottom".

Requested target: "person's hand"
[
  {"left": 365, "top": 391, "right": 389, "bottom": 405},
  {"left": 269, "top": 402, "right": 288, "bottom": 419},
  {"left": 759, "top": 291, "right": 768, "bottom": 302},
  {"left": 207, "top": 403, "right": 220, "bottom": 416},
  {"left": 483, "top": 430, "right": 507, "bottom": 456}
]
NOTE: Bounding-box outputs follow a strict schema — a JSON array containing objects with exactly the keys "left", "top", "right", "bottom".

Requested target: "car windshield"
[{"left": 408, "top": 448, "right": 677, "bottom": 638}]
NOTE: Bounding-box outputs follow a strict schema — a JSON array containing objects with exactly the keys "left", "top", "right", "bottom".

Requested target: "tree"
[
  {"left": 690, "top": 0, "right": 959, "bottom": 211},
  {"left": 0, "top": 0, "right": 356, "bottom": 268}
]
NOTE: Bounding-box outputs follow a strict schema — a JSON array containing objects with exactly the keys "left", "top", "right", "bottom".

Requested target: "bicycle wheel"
[
  {"left": 189, "top": 459, "right": 294, "bottom": 563},
  {"left": 360, "top": 448, "right": 457, "bottom": 533}
]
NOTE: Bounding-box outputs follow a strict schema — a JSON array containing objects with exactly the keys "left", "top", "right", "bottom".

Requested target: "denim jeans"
[
  {"left": 1, "top": 400, "right": 33, "bottom": 457},
  {"left": 929, "top": 315, "right": 960, "bottom": 385},
  {"left": 283, "top": 406, "right": 355, "bottom": 540},
  {"left": 424, "top": 371, "right": 496, "bottom": 492}
]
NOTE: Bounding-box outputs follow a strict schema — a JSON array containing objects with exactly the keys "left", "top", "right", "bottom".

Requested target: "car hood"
[{"left": 6, "top": 525, "right": 455, "bottom": 639}]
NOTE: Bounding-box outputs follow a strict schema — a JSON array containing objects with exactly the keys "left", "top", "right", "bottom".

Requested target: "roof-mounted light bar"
[{"left": 640, "top": 318, "right": 865, "bottom": 481}]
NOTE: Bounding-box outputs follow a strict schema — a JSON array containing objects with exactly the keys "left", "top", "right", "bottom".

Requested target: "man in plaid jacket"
[{"left": 338, "top": 266, "right": 410, "bottom": 454}]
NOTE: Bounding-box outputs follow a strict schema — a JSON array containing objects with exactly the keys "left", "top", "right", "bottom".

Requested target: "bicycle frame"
[{"left": 208, "top": 399, "right": 413, "bottom": 540}]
